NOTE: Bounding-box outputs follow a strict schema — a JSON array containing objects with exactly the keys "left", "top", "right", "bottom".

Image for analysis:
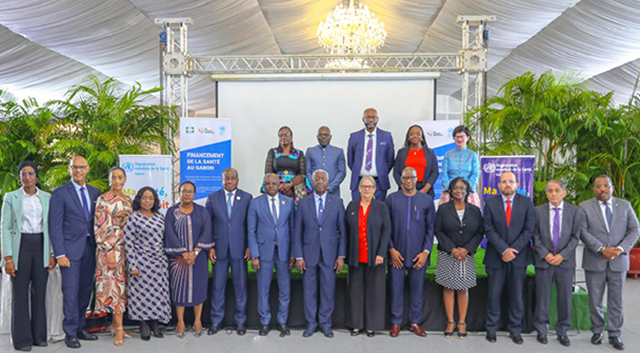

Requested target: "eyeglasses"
[
  {"left": 278, "top": 133, "right": 292, "bottom": 138},
  {"left": 70, "top": 165, "right": 88, "bottom": 171},
  {"left": 20, "top": 172, "right": 36, "bottom": 178},
  {"left": 401, "top": 176, "right": 417, "bottom": 180},
  {"left": 180, "top": 190, "right": 195, "bottom": 194},
  {"left": 500, "top": 180, "right": 516, "bottom": 185},
  {"left": 360, "top": 185, "right": 376, "bottom": 190}
]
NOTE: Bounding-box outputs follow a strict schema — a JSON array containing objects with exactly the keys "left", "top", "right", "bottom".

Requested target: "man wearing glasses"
[
  {"left": 305, "top": 126, "right": 346, "bottom": 197},
  {"left": 483, "top": 172, "right": 536, "bottom": 345},
  {"left": 49, "top": 156, "right": 101, "bottom": 348}
]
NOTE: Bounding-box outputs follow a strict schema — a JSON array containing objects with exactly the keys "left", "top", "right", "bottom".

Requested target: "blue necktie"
[
  {"left": 271, "top": 197, "right": 278, "bottom": 224},
  {"left": 318, "top": 197, "right": 324, "bottom": 223},
  {"left": 604, "top": 202, "right": 613, "bottom": 231},
  {"left": 227, "top": 193, "right": 233, "bottom": 217},
  {"left": 80, "top": 186, "right": 90, "bottom": 221}
]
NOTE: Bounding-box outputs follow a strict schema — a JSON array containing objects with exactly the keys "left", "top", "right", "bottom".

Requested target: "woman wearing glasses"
[
  {"left": 164, "top": 181, "right": 213, "bottom": 338},
  {"left": 393, "top": 125, "right": 439, "bottom": 198},
  {"left": 1, "top": 161, "right": 54, "bottom": 351},
  {"left": 440, "top": 125, "right": 481, "bottom": 208},
  {"left": 345, "top": 176, "right": 391, "bottom": 337},
  {"left": 264, "top": 126, "right": 310, "bottom": 203}
]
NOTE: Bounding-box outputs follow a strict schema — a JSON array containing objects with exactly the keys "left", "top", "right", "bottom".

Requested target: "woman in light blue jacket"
[{"left": 1, "top": 161, "right": 54, "bottom": 351}]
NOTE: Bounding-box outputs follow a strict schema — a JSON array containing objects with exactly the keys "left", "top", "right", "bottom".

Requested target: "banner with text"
[
  {"left": 180, "top": 118, "right": 231, "bottom": 204},
  {"left": 119, "top": 155, "right": 173, "bottom": 214},
  {"left": 413, "top": 120, "right": 460, "bottom": 202},
  {"left": 480, "top": 156, "right": 535, "bottom": 206}
]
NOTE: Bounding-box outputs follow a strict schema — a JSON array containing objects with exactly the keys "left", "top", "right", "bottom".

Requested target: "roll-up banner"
[
  {"left": 480, "top": 156, "right": 536, "bottom": 204},
  {"left": 119, "top": 155, "right": 173, "bottom": 214}
]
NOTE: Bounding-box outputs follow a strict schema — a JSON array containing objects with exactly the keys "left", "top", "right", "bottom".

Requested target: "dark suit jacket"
[
  {"left": 347, "top": 128, "right": 395, "bottom": 192},
  {"left": 247, "top": 194, "right": 294, "bottom": 262},
  {"left": 293, "top": 193, "right": 347, "bottom": 267},
  {"left": 533, "top": 202, "right": 582, "bottom": 269},
  {"left": 483, "top": 193, "right": 536, "bottom": 268},
  {"left": 435, "top": 201, "right": 483, "bottom": 254},
  {"left": 345, "top": 199, "right": 391, "bottom": 267},
  {"left": 205, "top": 188, "right": 253, "bottom": 260},
  {"left": 49, "top": 181, "right": 100, "bottom": 261},
  {"left": 393, "top": 146, "right": 439, "bottom": 198}
]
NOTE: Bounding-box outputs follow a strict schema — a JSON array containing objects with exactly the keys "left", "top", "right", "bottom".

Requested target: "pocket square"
[{"left": 381, "top": 141, "right": 387, "bottom": 146}]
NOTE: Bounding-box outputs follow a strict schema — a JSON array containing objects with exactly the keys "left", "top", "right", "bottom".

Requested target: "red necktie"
[{"left": 505, "top": 199, "right": 512, "bottom": 228}]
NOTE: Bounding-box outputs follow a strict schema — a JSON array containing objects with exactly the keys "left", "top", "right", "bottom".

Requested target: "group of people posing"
[{"left": 1, "top": 108, "right": 638, "bottom": 352}]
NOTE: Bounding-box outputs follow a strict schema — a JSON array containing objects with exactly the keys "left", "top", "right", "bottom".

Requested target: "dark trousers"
[
  {"left": 210, "top": 256, "right": 248, "bottom": 326},
  {"left": 534, "top": 266, "right": 573, "bottom": 336},
  {"left": 256, "top": 255, "right": 291, "bottom": 326},
  {"left": 12, "top": 233, "right": 48, "bottom": 349},
  {"left": 486, "top": 264, "right": 526, "bottom": 334},
  {"left": 347, "top": 264, "right": 386, "bottom": 331},
  {"left": 351, "top": 177, "right": 387, "bottom": 201},
  {"left": 389, "top": 265, "right": 425, "bottom": 325},
  {"left": 60, "top": 236, "right": 96, "bottom": 336},
  {"left": 302, "top": 257, "right": 337, "bottom": 330}
]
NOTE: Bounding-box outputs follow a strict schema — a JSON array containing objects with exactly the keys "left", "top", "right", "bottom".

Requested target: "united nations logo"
[
  {"left": 219, "top": 126, "right": 226, "bottom": 135},
  {"left": 122, "top": 162, "right": 134, "bottom": 173},
  {"left": 483, "top": 162, "right": 496, "bottom": 174}
]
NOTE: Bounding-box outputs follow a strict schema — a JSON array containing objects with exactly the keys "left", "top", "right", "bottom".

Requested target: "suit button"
[
  {"left": 228, "top": 223, "right": 231, "bottom": 226},
  {"left": 460, "top": 231, "right": 463, "bottom": 234},
  {"left": 319, "top": 227, "right": 322, "bottom": 231}
]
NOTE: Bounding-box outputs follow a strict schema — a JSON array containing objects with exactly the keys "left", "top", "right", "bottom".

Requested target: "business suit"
[
  {"left": 392, "top": 147, "right": 439, "bottom": 198},
  {"left": 1, "top": 188, "right": 51, "bottom": 349},
  {"left": 345, "top": 199, "right": 391, "bottom": 330},
  {"left": 305, "top": 144, "right": 347, "bottom": 196},
  {"left": 49, "top": 181, "right": 100, "bottom": 337},
  {"left": 206, "top": 188, "right": 252, "bottom": 327},
  {"left": 580, "top": 197, "right": 640, "bottom": 338},
  {"left": 532, "top": 202, "right": 582, "bottom": 337},
  {"left": 483, "top": 193, "right": 536, "bottom": 334},
  {"left": 347, "top": 128, "right": 395, "bottom": 201},
  {"left": 293, "top": 193, "right": 346, "bottom": 332},
  {"left": 248, "top": 194, "right": 294, "bottom": 326}
]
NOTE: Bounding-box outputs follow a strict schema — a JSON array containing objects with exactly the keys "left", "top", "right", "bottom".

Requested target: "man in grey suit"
[
  {"left": 580, "top": 175, "right": 639, "bottom": 351},
  {"left": 533, "top": 180, "right": 582, "bottom": 347},
  {"left": 305, "top": 126, "right": 346, "bottom": 196}
]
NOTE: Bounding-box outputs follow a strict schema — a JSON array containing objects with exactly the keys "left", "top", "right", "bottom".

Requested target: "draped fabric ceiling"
[{"left": 1, "top": 0, "right": 639, "bottom": 111}]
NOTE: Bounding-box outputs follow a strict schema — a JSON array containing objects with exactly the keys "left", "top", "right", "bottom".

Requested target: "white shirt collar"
[
  {"left": 550, "top": 201, "right": 564, "bottom": 210},
  {"left": 365, "top": 127, "right": 377, "bottom": 137},
  {"left": 21, "top": 187, "right": 40, "bottom": 198},
  {"left": 269, "top": 193, "right": 280, "bottom": 203}
]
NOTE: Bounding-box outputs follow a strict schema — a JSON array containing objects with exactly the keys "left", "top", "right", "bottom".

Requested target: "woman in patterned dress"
[
  {"left": 94, "top": 167, "right": 133, "bottom": 346},
  {"left": 434, "top": 177, "right": 484, "bottom": 339},
  {"left": 124, "top": 187, "right": 171, "bottom": 341},
  {"left": 440, "top": 125, "right": 482, "bottom": 208},
  {"left": 264, "top": 126, "right": 311, "bottom": 203},
  {"left": 164, "top": 181, "right": 213, "bottom": 338}
]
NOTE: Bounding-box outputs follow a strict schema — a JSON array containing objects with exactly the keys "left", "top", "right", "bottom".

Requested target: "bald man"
[
  {"left": 305, "top": 126, "right": 346, "bottom": 196},
  {"left": 49, "top": 156, "right": 101, "bottom": 348}
]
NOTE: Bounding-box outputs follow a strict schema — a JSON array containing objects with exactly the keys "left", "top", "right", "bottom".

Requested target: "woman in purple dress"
[{"left": 164, "top": 181, "right": 213, "bottom": 338}]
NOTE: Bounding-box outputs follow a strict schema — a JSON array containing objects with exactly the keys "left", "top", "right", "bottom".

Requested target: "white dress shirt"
[
  {"left": 269, "top": 193, "right": 280, "bottom": 220},
  {"left": 71, "top": 179, "right": 92, "bottom": 213},
  {"left": 549, "top": 201, "right": 564, "bottom": 240},
  {"left": 360, "top": 128, "right": 378, "bottom": 177},
  {"left": 21, "top": 187, "right": 43, "bottom": 233}
]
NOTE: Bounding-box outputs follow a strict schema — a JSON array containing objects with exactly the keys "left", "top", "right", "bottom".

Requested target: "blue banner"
[
  {"left": 480, "top": 156, "right": 535, "bottom": 205},
  {"left": 414, "top": 120, "right": 460, "bottom": 202}
]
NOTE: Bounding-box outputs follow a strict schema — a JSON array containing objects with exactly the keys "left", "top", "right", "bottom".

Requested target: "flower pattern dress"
[{"left": 94, "top": 192, "right": 133, "bottom": 314}]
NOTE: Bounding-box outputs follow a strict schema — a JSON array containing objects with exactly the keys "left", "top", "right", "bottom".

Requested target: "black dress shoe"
[
  {"left": 510, "top": 333, "right": 524, "bottom": 345},
  {"left": 65, "top": 336, "right": 81, "bottom": 349},
  {"left": 140, "top": 320, "right": 151, "bottom": 341},
  {"left": 536, "top": 334, "right": 548, "bottom": 344},
  {"left": 15, "top": 346, "right": 32, "bottom": 352},
  {"left": 237, "top": 324, "right": 246, "bottom": 336},
  {"left": 591, "top": 333, "right": 604, "bottom": 345},
  {"left": 33, "top": 341, "right": 48, "bottom": 347},
  {"left": 320, "top": 327, "right": 334, "bottom": 338},
  {"left": 77, "top": 329, "right": 98, "bottom": 341},
  {"left": 303, "top": 326, "right": 316, "bottom": 338},
  {"left": 276, "top": 323, "right": 291, "bottom": 336},
  {"left": 149, "top": 320, "right": 164, "bottom": 338},
  {"left": 259, "top": 325, "right": 269, "bottom": 336},
  {"left": 558, "top": 335, "right": 570, "bottom": 347},
  {"left": 486, "top": 332, "right": 497, "bottom": 343},
  {"left": 366, "top": 330, "right": 375, "bottom": 338},
  {"left": 350, "top": 328, "right": 361, "bottom": 336},
  {"left": 208, "top": 323, "right": 221, "bottom": 335},
  {"left": 609, "top": 337, "right": 625, "bottom": 351}
]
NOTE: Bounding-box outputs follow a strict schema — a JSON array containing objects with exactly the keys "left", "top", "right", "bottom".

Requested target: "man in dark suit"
[
  {"left": 206, "top": 168, "right": 252, "bottom": 336},
  {"left": 293, "top": 169, "right": 346, "bottom": 338},
  {"left": 305, "top": 126, "right": 347, "bottom": 196},
  {"left": 580, "top": 175, "right": 639, "bottom": 351},
  {"left": 49, "top": 156, "right": 101, "bottom": 349},
  {"left": 483, "top": 171, "right": 536, "bottom": 345},
  {"left": 347, "top": 108, "right": 395, "bottom": 201},
  {"left": 248, "top": 173, "right": 295, "bottom": 337},
  {"left": 533, "top": 180, "right": 582, "bottom": 347}
]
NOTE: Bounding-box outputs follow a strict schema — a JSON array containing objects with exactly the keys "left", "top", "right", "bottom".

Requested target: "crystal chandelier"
[{"left": 317, "top": 0, "right": 387, "bottom": 68}]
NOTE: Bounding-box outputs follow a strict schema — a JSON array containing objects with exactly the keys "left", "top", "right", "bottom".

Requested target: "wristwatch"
[{"left": 195, "top": 250, "right": 200, "bottom": 256}]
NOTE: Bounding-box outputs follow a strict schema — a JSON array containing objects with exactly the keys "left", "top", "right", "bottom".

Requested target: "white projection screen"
[{"left": 218, "top": 77, "right": 437, "bottom": 202}]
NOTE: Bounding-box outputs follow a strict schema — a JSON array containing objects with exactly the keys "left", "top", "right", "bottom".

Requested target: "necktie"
[
  {"left": 227, "top": 193, "right": 233, "bottom": 217},
  {"left": 318, "top": 197, "right": 324, "bottom": 223},
  {"left": 271, "top": 197, "right": 278, "bottom": 224},
  {"left": 604, "top": 202, "right": 613, "bottom": 231},
  {"left": 552, "top": 207, "right": 560, "bottom": 252},
  {"left": 365, "top": 134, "right": 373, "bottom": 171},
  {"left": 505, "top": 199, "right": 512, "bottom": 228},
  {"left": 80, "top": 186, "right": 90, "bottom": 221}
]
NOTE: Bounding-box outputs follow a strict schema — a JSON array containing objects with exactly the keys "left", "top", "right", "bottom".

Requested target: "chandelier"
[{"left": 317, "top": 0, "right": 387, "bottom": 68}]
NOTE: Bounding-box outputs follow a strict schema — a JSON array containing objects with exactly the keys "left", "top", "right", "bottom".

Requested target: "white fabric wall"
[{"left": 218, "top": 79, "right": 435, "bottom": 201}]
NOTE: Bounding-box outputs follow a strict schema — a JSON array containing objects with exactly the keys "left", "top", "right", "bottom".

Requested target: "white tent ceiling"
[{"left": 1, "top": 0, "right": 639, "bottom": 111}]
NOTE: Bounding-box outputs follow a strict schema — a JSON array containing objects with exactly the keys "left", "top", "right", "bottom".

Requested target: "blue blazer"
[
  {"left": 483, "top": 193, "right": 537, "bottom": 268},
  {"left": 304, "top": 144, "right": 347, "bottom": 195},
  {"left": 347, "top": 128, "right": 395, "bottom": 192},
  {"left": 206, "top": 189, "right": 253, "bottom": 260},
  {"left": 49, "top": 181, "right": 100, "bottom": 261},
  {"left": 248, "top": 194, "right": 294, "bottom": 262},
  {"left": 293, "top": 194, "right": 347, "bottom": 267}
]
